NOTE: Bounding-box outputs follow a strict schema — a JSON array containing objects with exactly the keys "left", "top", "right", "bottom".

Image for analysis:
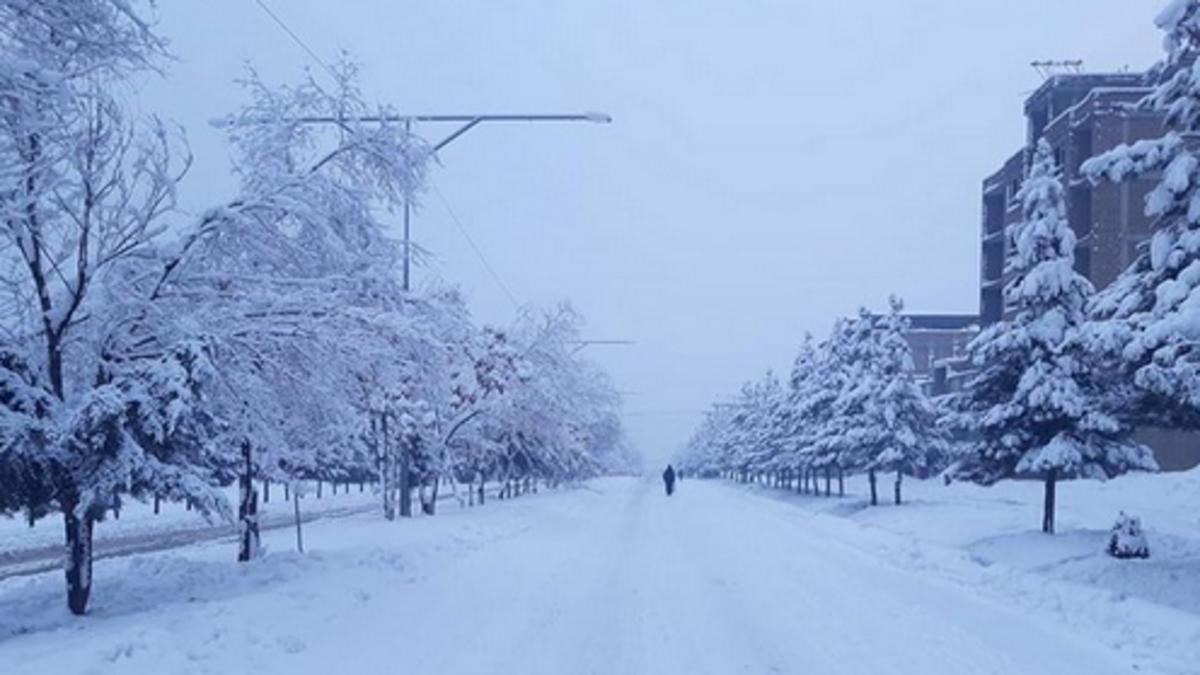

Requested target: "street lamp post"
[
  {"left": 274, "top": 112, "right": 613, "bottom": 292},
  {"left": 568, "top": 339, "right": 634, "bottom": 355},
  {"left": 400, "top": 113, "right": 611, "bottom": 291}
]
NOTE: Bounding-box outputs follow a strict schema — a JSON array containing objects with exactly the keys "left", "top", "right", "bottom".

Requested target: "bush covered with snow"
[{"left": 1107, "top": 511, "right": 1150, "bottom": 559}]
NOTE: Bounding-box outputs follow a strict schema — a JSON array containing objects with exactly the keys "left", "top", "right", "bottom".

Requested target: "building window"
[
  {"left": 982, "top": 287, "right": 1003, "bottom": 325},
  {"left": 1069, "top": 185, "right": 1092, "bottom": 237},
  {"left": 1073, "top": 128, "right": 1093, "bottom": 171},
  {"left": 984, "top": 193, "right": 1005, "bottom": 235},
  {"left": 1029, "top": 107, "right": 1049, "bottom": 144},
  {"left": 1007, "top": 178, "right": 1021, "bottom": 206},
  {"left": 1075, "top": 245, "right": 1092, "bottom": 278},
  {"left": 983, "top": 240, "right": 1004, "bottom": 280}
]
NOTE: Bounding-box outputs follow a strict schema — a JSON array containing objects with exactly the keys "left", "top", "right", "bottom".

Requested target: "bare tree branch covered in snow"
[{"left": 0, "top": 5, "right": 630, "bottom": 615}]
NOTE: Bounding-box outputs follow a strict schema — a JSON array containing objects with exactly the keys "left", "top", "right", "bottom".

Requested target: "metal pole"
[
  {"left": 403, "top": 117, "right": 412, "bottom": 292},
  {"left": 275, "top": 111, "right": 608, "bottom": 293}
]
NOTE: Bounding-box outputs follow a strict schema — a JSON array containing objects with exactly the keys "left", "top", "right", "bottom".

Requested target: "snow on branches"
[
  {"left": 950, "top": 140, "right": 1155, "bottom": 533},
  {"left": 0, "top": 8, "right": 629, "bottom": 615},
  {"left": 1081, "top": 0, "right": 1200, "bottom": 428}
]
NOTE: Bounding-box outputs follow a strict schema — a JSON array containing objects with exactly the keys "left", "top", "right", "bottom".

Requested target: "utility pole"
[
  {"left": 397, "top": 113, "right": 612, "bottom": 291},
  {"left": 222, "top": 112, "right": 612, "bottom": 292},
  {"left": 403, "top": 118, "right": 413, "bottom": 291},
  {"left": 569, "top": 339, "right": 634, "bottom": 355},
  {"left": 270, "top": 112, "right": 613, "bottom": 292}
]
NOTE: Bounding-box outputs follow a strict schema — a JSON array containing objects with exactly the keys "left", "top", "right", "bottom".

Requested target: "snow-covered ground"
[
  {"left": 2, "top": 475, "right": 1194, "bottom": 674},
  {"left": 740, "top": 469, "right": 1200, "bottom": 672}
]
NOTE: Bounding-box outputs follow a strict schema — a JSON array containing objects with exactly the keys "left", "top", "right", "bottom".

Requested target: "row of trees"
[
  {"left": 682, "top": 0, "right": 1200, "bottom": 533},
  {"left": 0, "top": 1, "right": 632, "bottom": 615},
  {"left": 678, "top": 299, "right": 945, "bottom": 507}
]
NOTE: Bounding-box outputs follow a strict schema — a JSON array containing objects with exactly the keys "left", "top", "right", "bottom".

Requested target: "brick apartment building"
[
  {"left": 977, "top": 67, "right": 1198, "bottom": 470},
  {"left": 980, "top": 71, "right": 1161, "bottom": 323},
  {"left": 888, "top": 314, "right": 978, "bottom": 395}
]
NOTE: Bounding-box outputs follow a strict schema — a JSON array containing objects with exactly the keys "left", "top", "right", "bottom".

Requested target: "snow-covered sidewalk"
[
  {"left": 736, "top": 470, "right": 1200, "bottom": 674},
  {"left": 0, "top": 477, "right": 1185, "bottom": 674},
  {"left": 0, "top": 482, "right": 484, "bottom": 580}
]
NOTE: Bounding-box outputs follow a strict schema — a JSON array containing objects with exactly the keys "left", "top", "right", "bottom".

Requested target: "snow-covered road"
[
  {"left": 377, "top": 478, "right": 1134, "bottom": 675},
  {"left": 0, "top": 478, "right": 1143, "bottom": 674}
]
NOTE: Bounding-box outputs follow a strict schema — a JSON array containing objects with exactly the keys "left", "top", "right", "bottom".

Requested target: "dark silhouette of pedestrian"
[{"left": 663, "top": 464, "right": 676, "bottom": 496}]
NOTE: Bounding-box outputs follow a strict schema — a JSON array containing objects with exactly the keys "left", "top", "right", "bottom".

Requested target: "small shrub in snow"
[{"left": 1107, "top": 512, "right": 1150, "bottom": 559}]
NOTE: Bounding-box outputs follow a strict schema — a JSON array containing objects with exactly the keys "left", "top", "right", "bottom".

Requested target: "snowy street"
[
  {"left": 7, "top": 2, "right": 1200, "bottom": 674},
  {"left": 0, "top": 477, "right": 1164, "bottom": 675}
]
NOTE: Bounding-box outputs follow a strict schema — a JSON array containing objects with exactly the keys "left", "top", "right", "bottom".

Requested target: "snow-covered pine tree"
[
  {"left": 679, "top": 405, "right": 735, "bottom": 479},
  {"left": 733, "top": 371, "right": 786, "bottom": 485},
  {"left": 861, "top": 297, "right": 947, "bottom": 505},
  {"left": 949, "top": 139, "right": 1155, "bottom": 533},
  {"left": 782, "top": 334, "right": 821, "bottom": 493},
  {"left": 789, "top": 321, "right": 851, "bottom": 495},
  {"left": 812, "top": 311, "right": 876, "bottom": 496},
  {"left": 1081, "top": 0, "right": 1200, "bottom": 433}
]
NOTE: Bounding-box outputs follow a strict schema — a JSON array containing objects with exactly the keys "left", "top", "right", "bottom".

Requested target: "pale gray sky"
[{"left": 141, "top": 1, "right": 1163, "bottom": 465}]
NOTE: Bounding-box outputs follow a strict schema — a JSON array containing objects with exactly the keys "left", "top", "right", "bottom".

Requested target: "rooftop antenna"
[{"left": 1031, "top": 60, "right": 1084, "bottom": 80}]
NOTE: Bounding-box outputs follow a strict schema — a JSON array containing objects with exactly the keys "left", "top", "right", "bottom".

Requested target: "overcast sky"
[{"left": 141, "top": 1, "right": 1164, "bottom": 466}]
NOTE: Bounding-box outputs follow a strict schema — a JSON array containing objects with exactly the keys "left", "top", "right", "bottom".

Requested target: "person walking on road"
[{"left": 663, "top": 464, "right": 677, "bottom": 496}]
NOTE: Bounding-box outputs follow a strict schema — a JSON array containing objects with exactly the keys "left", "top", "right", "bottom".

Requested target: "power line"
[
  {"left": 251, "top": 0, "right": 340, "bottom": 83},
  {"left": 429, "top": 181, "right": 522, "bottom": 310},
  {"left": 623, "top": 409, "right": 707, "bottom": 418}
]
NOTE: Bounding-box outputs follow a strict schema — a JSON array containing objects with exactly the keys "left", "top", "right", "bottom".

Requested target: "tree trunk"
[
  {"left": 894, "top": 469, "right": 903, "bottom": 506},
  {"left": 153, "top": 494, "right": 160, "bottom": 515},
  {"left": 62, "top": 503, "right": 94, "bottom": 615},
  {"left": 284, "top": 483, "right": 290, "bottom": 501},
  {"left": 263, "top": 479, "right": 270, "bottom": 504},
  {"left": 868, "top": 469, "right": 878, "bottom": 506},
  {"left": 837, "top": 466, "right": 844, "bottom": 497},
  {"left": 824, "top": 468, "right": 832, "bottom": 497},
  {"left": 1042, "top": 469, "right": 1057, "bottom": 534},
  {"left": 478, "top": 476, "right": 486, "bottom": 506},
  {"left": 316, "top": 481, "right": 322, "bottom": 499},
  {"left": 379, "top": 413, "right": 395, "bottom": 520},
  {"left": 237, "top": 442, "right": 260, "bottom": 562},
  {"left": 293, "top": 491, "right": 304, "bottom": 554},
  {"left": 425, "top": 478, "right": 439, "bottom": 515},
  {"left": 398, "top": 444, "right": 412, "bottom": 518}
]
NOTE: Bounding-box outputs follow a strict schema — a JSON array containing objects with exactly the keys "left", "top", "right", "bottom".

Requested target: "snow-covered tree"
[
  {"left": 1081, "top": 0, "right": 1200, "bottom": 433},
  {"left": 679, "top": 405, "right": 735, "bottom": 479},
  {"left": 949, "top": 139, "right": 1155, "bottom": 533},
  {"left": 855, "top": 298, "right": 947, "bottom": 505},
  {"left": 0, "top": 0, "right": 211, "bottom": 614},
  {"left": 780, "top": 333, "right": 833, "bottom": 493}
]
